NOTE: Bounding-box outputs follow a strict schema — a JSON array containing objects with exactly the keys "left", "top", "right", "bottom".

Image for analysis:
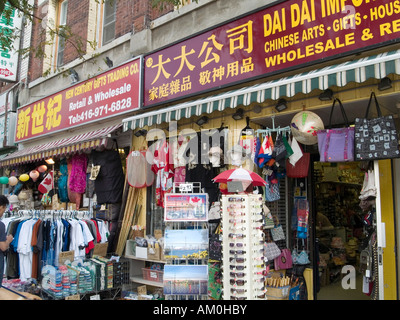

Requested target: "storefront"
[
  {"left": 121, "top": 0, "right": 400, "bottom": 300},
  {"left": 0, "top": 0, "right": 399, "bottom": 301},
  {"left": 0, "top": 58, "right": 141, "bottom": 299}
]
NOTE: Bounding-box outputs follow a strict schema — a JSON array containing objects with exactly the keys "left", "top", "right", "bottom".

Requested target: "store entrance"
[{"left": 312, "top": 160, "right": 375, "bottom": 300}]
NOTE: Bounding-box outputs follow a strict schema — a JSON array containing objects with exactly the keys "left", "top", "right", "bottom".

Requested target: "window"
[
  {"left": 102, "top": 0, "right": 116, "bottom": 45},
  {"left": 56, "top": 0, "right": 68, "bottom": 68}
]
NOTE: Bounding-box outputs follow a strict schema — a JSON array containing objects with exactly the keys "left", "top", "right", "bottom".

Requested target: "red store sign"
[
  {"left": 144, "top": 0, "right": 400, "bottom": 107},
  {"left": 15, "top": 57, "right": 141, "bottom": 142}
]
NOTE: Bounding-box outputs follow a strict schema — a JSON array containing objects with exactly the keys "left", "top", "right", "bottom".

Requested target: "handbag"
[
  {"left": 354, "top": 92, "right": 400, "bottom": 160},
  {"left": 317, "top": 98, "right": 355, "bottom": 162},
  {"left": 286, "top": 140, "right": 310, "bottom": 178},
  {"left": 292, "top": 248, "right": 310, "bottom": 265},
  {"left": 264, "top": 241, "right": 281, "bottom": 261},
  {"left": 264, "top": 180, "right": 280, "bottom": 202},
  {"left": 272, "top": 133, "right": 287, "bottom": 164},
  {"left": 209, "top": 234, "right": 222, "bottom": 261},
  {"left": 208, "top": 201, "right": 221, "bottom": 221},
  {"left": 263, "top": 204, "right": 275, "bottom": 229},
  {"left": 270, "top": 215, "right": 285, "bottom": 241},
  {"left": 274, "top": 249, "right": 293, "bottom": 270}
]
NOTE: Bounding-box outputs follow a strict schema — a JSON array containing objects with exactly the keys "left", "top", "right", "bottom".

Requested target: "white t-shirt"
[{"left": 17, "top": 219, "right": 36, "bottom": 281}]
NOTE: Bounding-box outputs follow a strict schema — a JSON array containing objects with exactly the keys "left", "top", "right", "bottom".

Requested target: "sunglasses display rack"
[
  {"left": 221, "top": 194, "right": 266, "bottom": 300},
  {"left": 163, "top": 191, "right": 209, "bottom": 300}
]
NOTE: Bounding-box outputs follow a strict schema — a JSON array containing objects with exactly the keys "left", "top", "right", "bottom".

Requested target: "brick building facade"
[{"left": 26, "top": 0, "right": 171, "bottom": 83}]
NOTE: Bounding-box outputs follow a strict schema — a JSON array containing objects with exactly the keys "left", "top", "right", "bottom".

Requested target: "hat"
[{"left": 227, "top": 145, "right": 247, "bottom": 166}]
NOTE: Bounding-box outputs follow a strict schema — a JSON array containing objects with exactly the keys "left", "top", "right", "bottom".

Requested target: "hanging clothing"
[
  {"left": 185, "top": 164, "right": 219, "bottom": 206},
  {"left": 31, "top": 219, "right": 42, "bottom": 280},
  {"left": 0, "top": 219, "right": 7, "bottom": 286},
  {"left": 2, "top": 211, "right": 110, "bottom": 282},
  {"left": 69, "top": 153, "right": 88, "bottom": 194},
  {"left": 6, "top": 218, "right": 21, "bottom": 279},
  {"left": 240, "top": 128, "right": 255, "bottom": 161},
  {"left": 151, "top": 140, "right": 174, "bottom": 207},
  {"left": 58, "top": 158, "right": 69, "bottom": 203},
  {"left": 92, "top": 150, "right": 125, "bottom": 204},
  {"left": 16, "top": 218, "right": 37, "bottom": 281},
  {"left": 171, "top": 136, "right": 189, "bottom": 183}
]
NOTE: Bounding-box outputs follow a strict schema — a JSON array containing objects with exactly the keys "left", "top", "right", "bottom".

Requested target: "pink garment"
[
  {"left": 69, "top": 153, "right": 88, "bottom": 194},
  {"left": 174, "top": 167, "right": 186, "bottom": 183}
]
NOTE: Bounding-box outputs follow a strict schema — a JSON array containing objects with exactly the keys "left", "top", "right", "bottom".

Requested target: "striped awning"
[
  {"left": 0, "top": 123, "right": 122, "bottom": 166},
  {"left": 123, "top": 50, "right": 400, "bottom": 131}
]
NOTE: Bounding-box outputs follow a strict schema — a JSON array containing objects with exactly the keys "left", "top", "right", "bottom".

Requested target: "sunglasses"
[
  {"left": 229, "top": 257, "right": 246, "bottom": 263},
  {"left": 229, "top": 225, "right": 246, "bottom": 231},
  {"left": 229, "top": 242, "right": 244, "bottom": 247},
  {"left": 229, "top": 249, "right": 246, "bottom": 255},
  {"left": 229, "top": 211, "right": 246, "bottom": 216},
  {"left": 230, "top": 288, "right": 247, "bottom": 294},
  {"left": 230, "top": 296, "right": 246, "bottom": 300},
  {"left": 254, "top": 270, "right": 267, "bottom": 275},
  {"left": 228, "top": 197, "right": 246, "bottom": 202},
  {"left": 228, "top": 233, "right": 246, "bottom": 239},
  {"left": 229, "top": 271, "right": 245, "bottom": 278},
  {"left": 229, "top": 265, "right": 245, "bottom": 271},
  {"left": 230, "top": 279, "right": 247, "bottom": 286},
  {"left": 228, "top": 204, "right": 246, "bottom": 209},
  {"left": 228, "top": 219, "right": 246, "bottom": 224}
]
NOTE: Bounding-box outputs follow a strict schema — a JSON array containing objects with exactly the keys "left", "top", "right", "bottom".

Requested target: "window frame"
[
  {"left": 55, "top": 0, "right": 68, "bottom": 68},
  {"left": 100, "top": 0, "right": 116, "bottom": 46}
]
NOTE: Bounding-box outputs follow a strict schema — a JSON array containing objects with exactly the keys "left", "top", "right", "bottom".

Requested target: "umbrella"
[{"left": 213, "top": 167, "right": 266, "bottom": 186}]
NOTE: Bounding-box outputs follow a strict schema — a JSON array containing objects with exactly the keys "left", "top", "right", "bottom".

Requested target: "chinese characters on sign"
[
  {"left": 144, "top": 20, "right": 255, "bottom": 107},
  {"left": 15, "top": 58, "right": 141, "bottom": 142},
  {"left": 144, "top": 0, "right": 400, "bottom": 107},
  {"left": 0, "top": 2, "right": 23, "bottom": 82}
]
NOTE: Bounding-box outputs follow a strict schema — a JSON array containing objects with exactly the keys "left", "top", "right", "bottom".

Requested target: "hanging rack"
[
  {"left": 16, "top": 209, "right": 91, "bottom": 219},
  {"left": 256, "top": 115, "right": 291, "bottom": 138}
]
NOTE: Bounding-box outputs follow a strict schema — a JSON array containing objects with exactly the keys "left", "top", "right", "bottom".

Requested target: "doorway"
[{"left": 312, "top": 160, "right": 377, "bottom": 300}]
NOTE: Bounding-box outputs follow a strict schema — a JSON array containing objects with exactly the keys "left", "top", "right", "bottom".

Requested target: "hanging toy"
[
  {"left": 19, "top": 173, "right": 29, "bottom": 182},
  {"left": 29, "top": 170, "right": 40, "bottom": 182},
  {"left": 0, "top": 176, "right": 9, "bottom": 184},
  {"left": 8, "top": 176, "right": 18, "bottom": 186},
  {"left": 38, "top": 165, "right": 48, "bottom": 173}
]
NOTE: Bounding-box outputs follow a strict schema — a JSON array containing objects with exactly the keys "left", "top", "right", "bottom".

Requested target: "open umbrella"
[{"left": 213, "top": 167, "right": 266, "bottom": 186}]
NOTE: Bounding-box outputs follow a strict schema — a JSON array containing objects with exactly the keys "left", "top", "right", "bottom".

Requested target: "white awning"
[
  {"left": 0, "top": 124, "right": 122, "bottom": 166},
  {"left": 123, "top": 50, "right": 400, "bottom": 131}
]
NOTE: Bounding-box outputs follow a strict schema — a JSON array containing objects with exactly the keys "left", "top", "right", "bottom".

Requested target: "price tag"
[{"left": 179, "top": 183, "right": 193, "bottom": 192}]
